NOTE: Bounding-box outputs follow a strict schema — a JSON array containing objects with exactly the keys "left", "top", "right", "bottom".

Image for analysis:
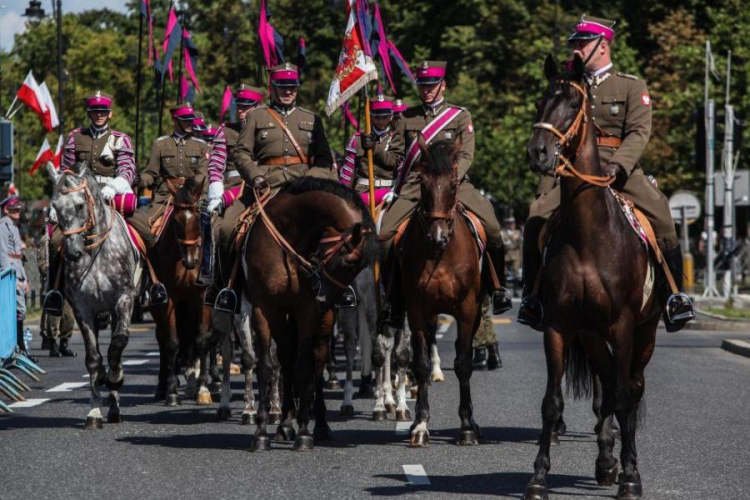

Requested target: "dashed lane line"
[
  {"left": 46, "top": 382, "right": 88, "bottom": 392},
  {"left": 122, "top": 359, "right": 149, "bottom": 366},
  {"left": 9, "top": 398, "right": 50, "bottom": 408},
  {"left": 395, "top": 421, "right": 411, "bottom": 436},
  {"left": 402, "top": 464, "right": 431, "bottom": 486},
  {"left": 492, "top": 318, "right": 512, "bottom": 324},
  {"left": 145, "top": 351, "right": 160, "bottom": 357}
]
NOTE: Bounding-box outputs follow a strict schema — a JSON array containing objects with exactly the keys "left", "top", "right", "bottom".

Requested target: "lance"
[
  {"left": 363, "top": 85, "right": 380, "bottom": 312},
  {"left": 135, "top": 8, "right": 144, "bottom": 165}
]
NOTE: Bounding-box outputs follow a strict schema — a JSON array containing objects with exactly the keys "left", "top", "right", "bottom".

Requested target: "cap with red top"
[
  {"left": 192, "top": 113, "right": 208, "bottom": 132},
  {"left": 235, "top": 83, "right": 264, "bottom": 106},
  {"left": 415, "top": 61, "right": 447, "bottom": 85},
  {"left": 370, "top": 95, "right": 394, "bottom": 116},
  {"left": 393, "top": 99, "right": 408, "bottom": 114},
  {"left": 568, "top": 15, "right": 616, "bottom": 44},
  {"left": 202, "top": 127, "right": 218, "bottom": 141},
  {"left": 0, "top": 195, "right": 21, "bottom": 210},
  {"left": 269, "top": 63, "right": 300, "bottom": 87},
  {"left": 170, "top": 103, "right": 196, "bottom": 121},
  {"left": 84, "top": 91, "right": 113, "bottom": 111}
]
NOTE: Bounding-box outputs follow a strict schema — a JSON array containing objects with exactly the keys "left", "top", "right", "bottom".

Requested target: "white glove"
[
  {"left": 206, "top": 197, "right": 223, "bottom": 213},
  {"left": 206, "top": 181, "right": 224, "bottom": 213},
  {"left": 382, "top": 190, "right": 397, "bottom": 205},
  {"left": 102, "top": 176, "right": 132, "bottom": 201},
  {"left": 101, "top": 184, "right": 116, "bottom": 201}
]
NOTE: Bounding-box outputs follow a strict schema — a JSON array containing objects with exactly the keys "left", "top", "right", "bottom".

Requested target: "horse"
[
  {"left": 48, "top": 163, "right": 143, "bottom": 428},
  {"left": 522, "top": 55, "right": 660, "bottom": 500},
  {"left": 397, "top": 136, "right": 486, "bottom": 447},
  {"left": 243, "top": 177, "right": 377, "bottom": 452}
]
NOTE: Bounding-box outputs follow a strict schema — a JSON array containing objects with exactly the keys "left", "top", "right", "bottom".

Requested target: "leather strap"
[
  {"left": 597, "top": 136, "right": 622, "bottom": 148},
  {"left": 7, "top": 253, "right": 22, "bottom": 259},
  {"left": 260, "top": 155, "right": 304, "bottom": 166},
  {"left": 266, "top": 108, "right": 308, "bottom": 165}
]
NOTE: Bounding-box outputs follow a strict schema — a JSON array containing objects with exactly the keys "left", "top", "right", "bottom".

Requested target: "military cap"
[
  {"left": 235, "top": 84, "right": 265, "bottom": 106},
  {"left": 568, "top": 15, "right": 616, "bottom": 43},
  {"left": 84, "top": 91, "right": 113, "bottom": 111},
  {"left": 192, "top": 113, "right": 208, "bottom": 132},
  {"left": 370, "top": 95, "right": 394, "bottom": 116},
  {"left": 393, "top": 99, "right": 408, "bottom": 114},
  {"left": 415, "top": 61, "right": 447, "bottom": 85},
  {"left": 170, "top": 103, "right": 196, "bottom": 121},
  {"left": 269, "top": 63, "right": 300, "bottom": 87},
  {"left": 202, "top": 127, "right": 218, "bottom": 141},
  {"left": 0, "top": 195, "right": 21, "bottom": 210}
]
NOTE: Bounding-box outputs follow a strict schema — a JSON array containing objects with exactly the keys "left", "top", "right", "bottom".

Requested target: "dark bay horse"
[
  {"left": 398, "top": 137, "right": 485, "bottom": 447},
  {"left": 522, "top": 55, "right": 660, "bottom": 500},
  {"left": 243, "top": 177, "right": 377, "bottom": 452},
  {"left": 149, "top": 178, "right": 213, "bottom": 406}
]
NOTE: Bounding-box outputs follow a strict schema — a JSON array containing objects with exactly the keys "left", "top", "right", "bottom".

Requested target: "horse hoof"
[
  {"left": 523, "top": 482, "right": 549, "bottom": 500},
  {"left": 339, "top": 405, "right": 355, "bottom": 417},
  {"left": 596, "top": 461, "right": 620, "bottom": 486},
  {"left": 267, "top": 412, "right": 282, "bottom": 425},
  {"left": 274, "top": 425, "right": 296, "bottom": 442},
  {"left": 292, "top": 434, "right": 314, "bottom": 451},
  {"left": 196, "top": 392, "right": 213, "bottom": 406},
  {"left": 617, "top": 481, "right": 642, "bottom": 500},
  {"left": 327, "top": 380, "right": 342, "bottom": 391},
  {"left": 410, "top": 387, "right": 419, "bottom": 398},
  {"left": 395, "top": 409, "right": 411, "bottom": 421},
  {"left": 107, "top": 413, "right": 123, "bottom": 424},
  {"left": 431, "top": 372, "right": 445, "bottom": 383},
  {"left": 457, "top": 429, "right": 479, "bottom": 446},
  {"left": 229, "top": 363, "right": 241, "bottom": 375},
  {"left": 216, "top": 407, "right": 231, "bottom": 421},
  {"left": 557, "top": 421, "right": 567, "bottom": 435},
  {"left": 372, "top": 410, "right": 387, "bottom": 421},
  {"left": 384, "top": 403, "right": 396, "bottom": 414},
  {"left": 550, "top": 431, "right": 560, "bottom": 446},
  {"left": 241, "top": 412, "right": 255, "bottom": 426},
  {"left": 209, "top": 382, "right": 222, "bottom": 394},
  {"left": 84, "top": 417, "right": 103, "bottom": 430},
  {"left": 409, "top": 431, "right": 429, "bottom": 448},
  {"left": 249, "top": 435, "right": 271, "bottom": 452},
  {"left": 314, "top": 425, "right": 334, "bottom": 442},
  {"left": 165, "top": 394, "right": 181, "bottom": 407}
]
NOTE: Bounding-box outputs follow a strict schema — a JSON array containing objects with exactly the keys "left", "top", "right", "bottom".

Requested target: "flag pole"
[
  {"left": 175, "top": 9, "right": 186, "bottom": 103},
  {"left": 3, "top": 96, "right": 19, "bottom": 118},
  {"left": 363, "top": 84, "right": 381, "bottom": 313},
  {"left": 135, "top": 10, "right": 144, "bottom": 165}
]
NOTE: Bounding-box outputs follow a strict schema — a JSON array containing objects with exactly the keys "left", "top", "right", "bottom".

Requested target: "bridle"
[
  {"left": 57, "top": 170, "right": 115, "bottom": 251},
  {"left": 532, "top": 80, "right": 615, "bottom": 188},
  {"left": 417, "top": 161, "right": 460, "bottom": 242},
  {"left": 166, "top": 178, "right": 202, "bottom": 250}
]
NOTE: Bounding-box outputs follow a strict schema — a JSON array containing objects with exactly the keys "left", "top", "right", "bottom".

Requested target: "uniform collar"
[
  {"left": 373, "top": 126, "right": 389, "bottom": 137},
  {"left": 172, "top": 131, "right": 188, "bottom": 145},
  {"left": 586, "top": 63, "right": 613, "bottom": 87},
  {"left": 423, "top": 98, "right": 446, "bottom": 117},
  {"left": 89, "top": 124, "right": 109, "bottom": 139},
  {"left": 272, "top": 103, "right": 296, "bottom": 116}
]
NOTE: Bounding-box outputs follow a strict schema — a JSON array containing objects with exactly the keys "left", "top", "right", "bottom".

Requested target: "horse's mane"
[
  {"left": 423, "top": 141, "right": 455, "bottom": 177},
  {"left": 175, "top": 177, "right": 201, "bottom": 206}
]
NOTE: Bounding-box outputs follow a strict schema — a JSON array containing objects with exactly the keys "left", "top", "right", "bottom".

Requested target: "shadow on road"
[{"left": 117, "top": 433, "right": 248, "bottom": 450}]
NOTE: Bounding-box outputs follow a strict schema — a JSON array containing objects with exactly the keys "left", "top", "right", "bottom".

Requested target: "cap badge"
[
  {"left": 285, "top": 62, "right": 291, "bottom": 70},
  {"left": 95, "top": 90, "right": 102, "bottom": 102},
  {"left": 421, "top": 61, "right": 429, "bottom": 69}
]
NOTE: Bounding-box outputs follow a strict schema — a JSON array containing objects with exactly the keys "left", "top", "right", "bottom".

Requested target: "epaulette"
[
  {"left": 190, "top": 137, "right": 207, "bottom": 144},
  {"left": 110, "top": 130, "right": 126, "bottom": 137},
  {"left": 70, "top": 127, "right": 83, "bottom": 135},
  {"left": 297, "top": 106, "right": 315, "bottom": 116},
  {"left": 616, "top": 72, "right": 639, "bottom": 80},
  {"left": 155, "top": 135, "right": 170, "bottom": 142}
]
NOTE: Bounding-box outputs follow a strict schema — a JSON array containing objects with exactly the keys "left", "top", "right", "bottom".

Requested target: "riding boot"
[
  {"left": 472, "top": 347, "right": 488, "bottom": 370},
  {"left": 334, "top": 285, "right": 358, "bottom": 309},
  {"left": 59, "top": 339, "right": 77, "bottom": 357},
  {"left": 659, "top": 244, "right": 695, "bottom": 332},
  {"left": 517, "top": 221, "right": 544, "bottom": 331},
  {"left": 486, "top": 246, "right": 513, "bottom": 315},
  {"left": 378, "top": 250, "right": 406, "bottom": 330},
  {"left": 487, "top": 343, "right": 503, "bottom": 370}
]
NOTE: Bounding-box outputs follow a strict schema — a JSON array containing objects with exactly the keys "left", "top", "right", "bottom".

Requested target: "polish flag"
[
  {"left": 39, "top": 82, "right": 59, "bottom": 131},
  {"left": 30, "top": 138, "right": 53, "bottom": 174},
  {"left": 16, "top": 71, "right": 51, "bottom": 131},
  {"left": 52, "top": 134, "right": 64, "bottom": 168}
]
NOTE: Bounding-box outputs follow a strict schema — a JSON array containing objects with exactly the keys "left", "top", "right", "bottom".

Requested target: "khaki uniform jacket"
[
  {"left": 233, "top": 104, "right": 335, "bottom": 187},
  {"left": 62, "top": 127, "right": 137, "bottom": 184},
  {"left": 140, "top": 133, "right": 210, "bottom": 202}
]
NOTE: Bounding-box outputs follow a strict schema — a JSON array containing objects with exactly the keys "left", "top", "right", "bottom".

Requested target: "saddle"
[
  {"left": 231, "top": 188, "right": 281, "bottom": 252},
  {"left": 393, "top": 203, "right": 487, "bottom": 254}
]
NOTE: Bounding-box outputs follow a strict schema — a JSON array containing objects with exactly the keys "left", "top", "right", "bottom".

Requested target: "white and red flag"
[
  {"left": 30, "top": 135, "right": 63, "bottom": 174},
  {"left": 39, "top": 82, "right": 59, "bottom": 131},
  {"left": 325, "top": 0, "right": 378, "bottom": 116},
  {"left": 14, "top": 71, "right": 53, "bottom": 131}
]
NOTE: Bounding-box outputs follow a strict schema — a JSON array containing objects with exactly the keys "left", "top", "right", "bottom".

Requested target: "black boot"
[
  {"left": 59, "top": 340, "right": 77, "bottom": 357},
  {"left": 487, "top": 343, "right": 503, "bottom": 370},
  {"left": 472, "top": 347, "right": 488, "bottom": 370},
  {"left": 486, "top": 247, "right": 513, "bottom": 314},
  {"left": 378, "top": 255, "right": 405, "bottom": 330},
  {"left": 660, "top": 245, "right": 695, "bottom": 332},
  {"left": 517, "top": 220, "right": 544, "bottom": 331},
  {"left": 41, "top": 336, "right": 51, "bottom": 351},
  {"left": 49, "top": 339, "right": 61, "bottom": 357}
]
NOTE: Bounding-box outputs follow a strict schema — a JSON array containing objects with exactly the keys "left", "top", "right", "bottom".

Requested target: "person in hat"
[
  {"left": 191, "top": 112, "right": 209, "bottom": 138},
  {"left": 377, "top": 60, "right": 513, "bottom": 329},
  {"left": 43, "top": 90, "right": 137, "bottom": 315},
  {"left": 128, "top": 103, "right": 210, "bottom": 304},
  {"left": 0, "top": 195, "right": 36, "bottom": 361},
  {"left": 212, "top": 64, "right": 336, "bottom": 312},
  {"left": 393, "top": 99, "right": 408, "bottom": 116},
  {"left": 518, "top": 14, "right": 695, "bottom": 332}
]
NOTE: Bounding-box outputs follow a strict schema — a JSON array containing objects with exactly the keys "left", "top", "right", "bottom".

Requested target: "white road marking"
[
  {"left": 123, "top": 359, "right": 149, "bottom": 366},
  {"left": 146, "top": 351, "right": 160, "bottom": 357},
  {"left": 395, "top": 421, "right": 411, "bottom": 436},
  {"left": 82, "top": 374, "right": 90, "bottom": 378},
  {"left": 9, "top": 398, "right": 50, "bottom": 408},
  {"left": 46, "top": 382, "right": 88, "bottom": 392},
  {"left": 402, "top": 464, "right": 431, "bottom": 486},
  {"left": 436, "top": 334, "right": 444, "bottom": 340}
]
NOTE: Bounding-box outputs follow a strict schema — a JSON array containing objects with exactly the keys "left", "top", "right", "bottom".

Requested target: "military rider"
[
  {"left": 378, "top": 61, "right": 513, "bottom": 327},
  {"left": 517, "top": 15, "right": 695, "bottom": 332},
  {"left": 43, "top": 91, "right": 136, "bottom": 315}
]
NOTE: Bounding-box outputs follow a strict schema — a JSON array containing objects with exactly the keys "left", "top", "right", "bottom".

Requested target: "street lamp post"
[{"left": 55, "top": 0, "right": 64, "bottom": 135}]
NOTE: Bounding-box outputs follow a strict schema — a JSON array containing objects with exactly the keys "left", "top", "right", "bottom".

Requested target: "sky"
[{"left": 0, "top": 0, "right": 129, "bottom": 51}]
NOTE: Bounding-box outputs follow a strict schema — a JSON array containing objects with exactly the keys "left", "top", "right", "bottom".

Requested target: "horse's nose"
[
  {"left": 65, "top": 245, "right": 83, "bottom": 262},
  {"left": 184, "top": 258, "right": 197, "bottom": 270},
  {"left": 527, "top": 143, "right": 549, "bottom": 166}
]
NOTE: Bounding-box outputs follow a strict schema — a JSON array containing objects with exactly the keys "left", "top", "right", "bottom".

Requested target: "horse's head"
[
  {"left": 416, "top": 135, "right": 461, "bottom": 251},
  {"left": 50, "top": 164, "right": 102, "bottom": 262},
  {"left": 171, "top": 177, "right": 204, "bottom": 270},
  {"left": 527, "top": 54, "right": 588, "bottom": 175}
]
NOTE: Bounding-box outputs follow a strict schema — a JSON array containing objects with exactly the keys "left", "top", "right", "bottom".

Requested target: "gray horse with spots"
[{"left": 49, "top": 162, "right": 144, "bottom": 428}]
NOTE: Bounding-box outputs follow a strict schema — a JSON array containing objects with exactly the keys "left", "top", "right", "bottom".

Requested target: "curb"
[{"left": 721, "top": 339, "right": 750, "bottom": 359}]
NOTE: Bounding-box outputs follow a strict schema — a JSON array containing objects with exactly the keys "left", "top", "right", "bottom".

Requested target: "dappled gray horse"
[{"left": 49, "top": 163, "right": 143, "bottom": 428}]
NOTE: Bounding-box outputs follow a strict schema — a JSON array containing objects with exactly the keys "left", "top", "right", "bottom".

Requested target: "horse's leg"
[
  {"left": 273, "top": 317, "right": 297, "bottom": 443},
  {"left": 372, "top": 329, "right": 394, "bottom": 421},
  {"left": 326, "top": 329, "right": 341, "bottom": 391},
  {"left": 407, "top": 314, "right": 430, "bottom": 447},
  {"left": 268, "top": 338, "right": 282, "bottom": 424},
  {"left": 430, "top": 337, "right": 445, "bottom": 382},
  {"left": 394, "top": 325, "right": 412, "bottom": 422},
  {"left": 456, "top": 303, "right": 482, "bottom": 445},
  {"left": 292, "top": 308, "right": 323, "bottom": 451},
  {"left": 248, "top": 305, "right": 276, "bottom": 452},
  {"left": 358, "top": 272, "right": 375, "bottom": 393},
  {"left": 339, "top": 306, "right": 357, "bottom": 417},
  {"left": 182, "top": 305, "right": 202, "bottom": 401},
  {"left": 196, "top": 305, "right": 215, "bottom": 407},
  {"left": 383, "top": 328, "right": 397, "bottom": 414},
  {"left": 313, "top": 310, "right": 335, "bottom": 442},
  {"left": 162, "top": 301, "right": 181, "bottom": 407},
  {"left": 77, "top": 312, "right": 105, "bottom": 429},
  {"left": 215, "top": 332, "right": 233, "bottom": 420},
  {"left": 232, "top": 298, "right": 256, "bottom": 424},
  {"left": 106, "top": 294, "right": 134, "bottom": 424},
  {"left": 524, "top": 327, "right": 566, "bottom": 500},
  {"left": 151, "top": 306, "right": 169, "bottom": 400}
]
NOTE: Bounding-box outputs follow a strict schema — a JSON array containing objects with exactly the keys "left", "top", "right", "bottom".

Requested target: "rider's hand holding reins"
[
  {"left": 360, "top": 132, "right": 377, "bottom": 150},
  {"left": 206, "top": 181, "right": 224, "bottom": 213},
  {"left": 252, "top": 175, "right": 269, "bottom": 193},
  {"left": 101, "top": 176, "right": 132, "bottom": 202}
]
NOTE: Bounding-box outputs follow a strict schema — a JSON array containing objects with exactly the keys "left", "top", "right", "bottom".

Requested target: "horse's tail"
[{"left": 564, "top": 335, "right": 592, "bottom": 400}]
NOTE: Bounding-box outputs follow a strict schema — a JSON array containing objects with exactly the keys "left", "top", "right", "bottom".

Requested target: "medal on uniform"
[{"left": 610, "top": 104, "right": 619, "bottom": 116}]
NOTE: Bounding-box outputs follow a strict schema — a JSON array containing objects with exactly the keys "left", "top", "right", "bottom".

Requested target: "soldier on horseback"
[
  {"left": 43, "top": 91, "right": 136, "bottom": 322},
  {"left": 129, "top": 103, "right": 211, "bottom": 304},
  {"left": 378, "top": 61, "right": 513, "bottom": 327},
  {"left": 518, "top": 15, "right": 695, "bottom": 332}
]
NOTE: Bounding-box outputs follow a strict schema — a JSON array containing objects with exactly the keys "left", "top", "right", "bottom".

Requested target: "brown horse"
[
  {"left": 397, "top": 136, "right": 485, "bottom": 447},
  {"left": 149, "top": 177, "right": 213, "bottom": 406},
  {"left": 243, "top": 177, "right": 377, "bottom": 452},
  {"left": 522, "top": 55, "right": 659, "bottom": 500}
]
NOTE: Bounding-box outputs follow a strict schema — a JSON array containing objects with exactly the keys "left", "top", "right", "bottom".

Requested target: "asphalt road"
[{"left": 2, "top": 304, "right": 749, "bottom": 500}]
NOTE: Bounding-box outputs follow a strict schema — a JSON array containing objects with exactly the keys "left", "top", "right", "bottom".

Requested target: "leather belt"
[
  {"left": 260, "top": 155, "right": 304, "bottom": 166},
  {"left": 356, "top": 177, "right": 393, "bottom": 188},
  {"left": 8, "top": 253, "right": 22, "bottom": 259},
  {"left": 226, "top": 170, "right": 241, "bottom": 178},
  {"left": 597, "top": 136, "right": 622, "bottom": 148}
]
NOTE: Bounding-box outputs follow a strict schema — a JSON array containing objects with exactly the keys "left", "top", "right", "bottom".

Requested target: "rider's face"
[
  {"left": 418, "top": 81, "right": 446, "bottom": 105},
  {"left": 570, "top": 38, "right": 609, "bottom": 72},
  {"left": 372, "top": 115, "right": 392, "bottom": 131},
  {"left": 174, "top": 118, "right": 193, "bottom": 135},
  {"left": 88, "top": 110, "right": 111, "bottom": 127},
  {"left": 237, "top": 104, "right": 256, "bottom": 121},
  {"left": 272, "top": 85, "right": 298, "bottom": 106}
]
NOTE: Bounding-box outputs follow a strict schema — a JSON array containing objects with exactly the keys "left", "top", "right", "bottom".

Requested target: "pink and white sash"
[
  {"left": 393, "top": 106, "right": 463, "bottom": 194},
  {"left": 338, "top": 133, "right": 360, "bottom": 187}
]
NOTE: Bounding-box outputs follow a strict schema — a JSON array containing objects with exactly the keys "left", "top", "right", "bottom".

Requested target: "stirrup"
[
  {"left": 150, "top": 283, "right": 168, "bottom": 306},
  {"left": 517, "top": 296, "right": 544, "bottom": 332},
  {"left": 214, "top": 288, "right": 239, "bottom": 313},
  {"left": 334, "top": 286, "right": 358, "bottom": 309},
  {"left": 43, "top": 290, "right": 64, "bottom": 316},
  {"left": 492, "top": 288, "right": 513, "bottom": 315},
  {"left": 203, "top": 286, "right": 219, "bottom": 307},
  {"left": 666, "top": 292, "right": 695, "bottom": 324}
]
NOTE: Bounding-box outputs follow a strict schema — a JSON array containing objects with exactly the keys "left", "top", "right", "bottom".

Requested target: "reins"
[
  {"left": 416, "top": 161, "right": 460, "bottom": 241},
  {"left": 532, "top": 81, "right": 615, "bottom": 188},
  {"left": 58, "top": 171, "right": 115, "bottom": 250}
]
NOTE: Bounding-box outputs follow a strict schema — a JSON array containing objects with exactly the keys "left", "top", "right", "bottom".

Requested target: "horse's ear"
[
  {"left": 46, "top": 162, "right": 61, "bottom": 184},
  {"left": 417, "top": 133, "right": 429, "bottom": 159},
  {"left": 544, "top": 54, "right": 558, "bottom": 81},
  {"left": 193, "top": 176, "right": 206, "bottom": 199},
  {"left": 572, "top": 53, "right": 585, "bottom": 81}
]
